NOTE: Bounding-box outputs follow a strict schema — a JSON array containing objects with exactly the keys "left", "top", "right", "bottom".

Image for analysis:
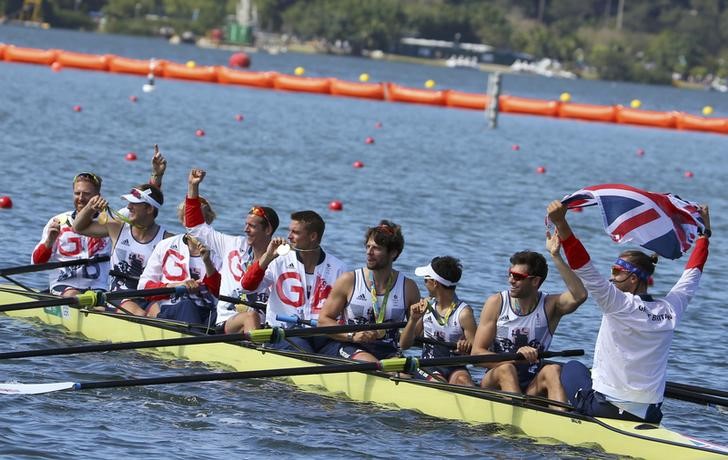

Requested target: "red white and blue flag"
[{"left": 560, "top": 184, "right": 705, "bottom": 259}]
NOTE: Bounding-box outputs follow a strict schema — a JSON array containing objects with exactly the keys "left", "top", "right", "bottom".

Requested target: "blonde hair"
[{"left": 177, "top": 197, "right": 216, "bottom": 225}]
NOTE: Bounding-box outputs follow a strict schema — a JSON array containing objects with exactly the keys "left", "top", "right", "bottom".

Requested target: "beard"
[{"left": 367, "top": 259, "right": 389, "bottom": 271}]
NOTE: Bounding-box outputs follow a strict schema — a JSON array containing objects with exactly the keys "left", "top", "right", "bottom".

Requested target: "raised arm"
[
  {"left": 73, "top": 195, "right": 121, "bottom": 240},
  {"left": 545, "top": 227, "right": 587, "bottom": 318},
  {"left": 149, "top": 144, "right": 166, "bottom": 188}
]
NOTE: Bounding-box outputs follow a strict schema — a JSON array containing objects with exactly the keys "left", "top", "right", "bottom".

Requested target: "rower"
[
  {"left": 139, "top": 197, "right": 221, "bottom": 325},
  {"left": 471, "top": 230, "right": 587, "bottom": 406},
  {"left": 184, "top": 168, "right": 278, "bottom": 333},
  {"left": 317, "top": 221, "right": 420, "bottom": 361},
  {"left": 547, "top": 200, "right": 711, "bottom": 423},
  {"left": 73, "top": 146, "right": 172, "bottom": 315},
  {"left": 400, "top": 256, "right": 477, "bottom": 385},
  {"left": 241, "top": 210, "right": 347, "bottom": 353},
  {"left": 31, "top": 172, "right": 111, "bottom": 297}
]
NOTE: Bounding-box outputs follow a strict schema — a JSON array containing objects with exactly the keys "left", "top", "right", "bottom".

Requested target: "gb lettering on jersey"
[
  {"left": 276, "top": 272, "right": 305, "bottom": 308},
  {"left": 162, "top": 249, "right": 189, "bottom": 282}
]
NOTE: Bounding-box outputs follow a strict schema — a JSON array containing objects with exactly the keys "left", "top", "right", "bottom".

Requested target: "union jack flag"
[{"left": 560, "top": 184, "right": 706, "bottom": 259}]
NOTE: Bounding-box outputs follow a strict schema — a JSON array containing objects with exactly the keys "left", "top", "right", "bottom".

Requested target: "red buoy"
[
  {"left": 195, "top": 129, "right": 205, "bottom": 137},
  {"left": 328, "top": 200, "right": 343, "bottom": 211},
  {"left": 72, "top": 105, "right": 82, "bottom": 112},
  {"left": 228, "top": 52, "right": 251, "bottom": 68},
  {"left": 125, "top": 152, "right": 137, "bottom": 161},
  {"left": 374, "top": 121, "right": 383, "bottom": 128},
  {"left": 512, "top": 144, "right": 520, "bottom": 151},
  {"left": 129, "top": 95, "right": 138, "bottom": 103},
  {"left": 636, "top": 148, "right": 645, "bottom": 157},
  {"left": 0, "top": 196, "right": 13, "bottom": 209},
  {"left": 365, "top": 137, "right": 375, "bottom": 144},
  {"left": 353, "top": 161, "right": 364, "bottom": 168},
  {"left": 51, "top": 62, "right": 62, "bottom": 72},
  {"left": 235, "top": 114, "right": 244, "bottom": 122},
  {"left": 536, "top": 166, "right": 546, "bottom": 174},
  {"left": 684, "top": 170, "right": 694, "bottom": 178}
]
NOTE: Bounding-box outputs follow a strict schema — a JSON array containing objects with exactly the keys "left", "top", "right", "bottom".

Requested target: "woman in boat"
[{"left": 546, "top": 200, "right": 711, "bottom": 423}]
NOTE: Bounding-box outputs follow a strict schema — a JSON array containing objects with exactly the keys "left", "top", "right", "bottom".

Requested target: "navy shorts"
[
  {"left": 337, "top": 341, "right": 399, "bottom": 360},
  {"left": 267, "top": 335, "right": 335, "bottom": 354}
]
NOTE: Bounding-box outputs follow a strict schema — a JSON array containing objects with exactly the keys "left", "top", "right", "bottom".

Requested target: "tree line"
[{"left": 3, "top": 0, "right": 728, "bottom": 84}]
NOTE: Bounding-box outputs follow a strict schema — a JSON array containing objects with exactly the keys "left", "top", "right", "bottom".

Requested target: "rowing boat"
[{"left": 0, "top": 284, "right": 725, "bottom": 459}]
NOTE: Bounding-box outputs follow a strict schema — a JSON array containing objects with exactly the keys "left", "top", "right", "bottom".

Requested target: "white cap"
[
  {"left": 414, "top": 263, "right": 457, "bottom": 287},
  {"left": 121, "top": 187, "right": 162, "bottom": 209}
]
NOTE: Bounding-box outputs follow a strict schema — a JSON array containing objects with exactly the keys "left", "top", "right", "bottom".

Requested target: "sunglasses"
[
  {"left": 249, "top": 206, "right": 271, "bottom": 228},
  {"left": 508, "top": 269, "right": 535, "bottom": 281},
  {"left": 611, "top": 266, "right": 631, "bottom": 278},
  {"left": 73, "top": 172, "right": 102, "bottom": 187}
]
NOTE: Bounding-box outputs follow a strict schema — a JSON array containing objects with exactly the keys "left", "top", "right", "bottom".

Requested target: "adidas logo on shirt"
[
  {"left": 120, "top": 239, "right": 130, "bottom": 246},
  {"left": 287, "top": 263, "right": 295, "bottom": 269},
  {"left": 356, "top": 293, "right": 367, "bottom": 301}
]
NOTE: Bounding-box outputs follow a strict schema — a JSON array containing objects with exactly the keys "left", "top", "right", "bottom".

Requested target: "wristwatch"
[{"left": 347, "top": 332, "right": 355, "bottom": 342}]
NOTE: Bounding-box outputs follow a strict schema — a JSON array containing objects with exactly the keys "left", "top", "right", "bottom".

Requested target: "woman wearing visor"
[{"left": 547, "top": 200, "right": 711, "bottom": 424}]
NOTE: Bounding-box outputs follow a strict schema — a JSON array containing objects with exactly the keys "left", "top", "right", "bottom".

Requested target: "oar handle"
[
  {"left": 415, "top": 336, "right": 457, "bottom": 349},
  {"left": 0, "top": 255, "right": 110, "bottom": 277},
  {"left": 282, "top": 321, "right": 407, "bottom": 338},
  {"left": 218, "top": 295, "right": 266, "bottom": 312},
  {"left": 417, "top": 349, "right": 584, "bottom": 368},
  {"left": 276, "top": 315, "right": 316, "bottom": 326}
]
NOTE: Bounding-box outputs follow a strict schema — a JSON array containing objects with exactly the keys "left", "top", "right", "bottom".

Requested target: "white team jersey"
[
  {"left": 34, "top": 211, "right": 111, "bottom": 292},
  {"left": 109, "top": 223, "right": 166, "bottom": 292},
  {"left": 249, "top": 250, "right": 347, "bottom": 328},
  {"left": 422, "top": 299, "right": 469, "bottom": 359},
  {"left": 576, "top": 261, "right": 699, "bottom": 404},
  {"left": 344, "top": 268, "right": 407, "bottom": 347},
  {"left": 138, "top": 234, "right": 221, "bottom": 308},
  {"left": 492, "top": 290, "right": 553, "bottom": 378},
  {"left": 187, "top": 221, "right": 268, "bottom": 325}
]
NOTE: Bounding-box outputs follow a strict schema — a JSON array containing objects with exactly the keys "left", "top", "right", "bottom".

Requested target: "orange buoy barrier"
[
  {"left": 499, "top": 95, "right": 560, "bottom": 117},
  {"left": 56, "top": 51, "right": 111, "bottom": 71},
  {"left": 217, "top": 67, "right": 277, "bottom": 88},
  {"left": 616, "top": 107, "right": 678, "bottom": 129},
  {"left": 0, "top": 44, "right": 6, "bottom": 60},
  {"left": 330, "top": 79, "right": 385, "bottom": 100},
  {"left": 385, "top": 83, "right": 447, "bottom": 106},
  {"left": 273, "top": 74, "right": 331, "bottom": 94},
  {"left": 676, "top": 113, "right": 728, "bottom": 135},
  {"left": 446, "top": 90, "right": 490, "bottom": 110},
  {"left": 558, "top": 103, "right": 617, "bottom": 123},
  {"left": 4, "top": 45, "right": 58, "bottom": 65},
  {"left": 109, "top": 56, "right": 165, "bottom": 76},
  {"left": 163, "top": 62, "right": 218, "bottom": 82}
]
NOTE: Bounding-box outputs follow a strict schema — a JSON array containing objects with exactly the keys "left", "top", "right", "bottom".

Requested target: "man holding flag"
[{"left": 546, "top": 188, "right": 710, "bottom": 424}]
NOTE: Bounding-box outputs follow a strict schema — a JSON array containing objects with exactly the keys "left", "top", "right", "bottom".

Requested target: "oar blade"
[{"left": 0, "top": 381, "right": 76, "bottom": 395}]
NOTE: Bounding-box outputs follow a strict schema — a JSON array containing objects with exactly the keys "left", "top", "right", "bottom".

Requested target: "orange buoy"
[
  {"left": 235, "top": 114, "right": 244, "bottom": 122},
  {"left": 353, "top": 161, "right": 364, "bottom": 168},
  {"left": 72, "top": 105, "right": 82, "bottom": 112},
  {"left": 328, "top": 200, "right": 343, "bottom": 211},
  {"left": 684, "top": 171, "right": 694, "bottom": 178},
  {"left": 512, "top": 144, "right": 520, "bottom": 151},
  {"left": 129, "top": 95, "right": 138, "bottom": 103},
  {"left": 636, "top": 148, "right": 645, "bottom": 157},
  {"left": 536, "top": 166, "right": 546, "bottom": 174},
  {"left": 51, "top": 61, "right": 62, "bottom": 72},
  {"left": 125, "top": 152, "right": 137, "bottom": 161},
  {"left": 365, "top": 137, "right": 375, "bottom": 144},
  {"left": 195, "top": 129, "right": 205, "bottom": 137},
  {"left": 228, "top": 52, "right": 251, "bottom": 69},
  {"left": 0, "top": 196, "right": 13, "bottom": 209}
]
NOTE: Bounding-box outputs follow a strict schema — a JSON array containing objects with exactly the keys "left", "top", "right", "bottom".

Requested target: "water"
[{"left": 0, "top": 26, "right": 727, "bottom": 458}]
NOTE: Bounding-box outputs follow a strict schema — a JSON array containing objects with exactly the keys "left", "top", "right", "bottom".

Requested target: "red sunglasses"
[
  {"left": 508, "top": 269, "right": 535, "bottom": 281},
  {"left": 249, "top": 206, "right": 271, "bottom": 228}
]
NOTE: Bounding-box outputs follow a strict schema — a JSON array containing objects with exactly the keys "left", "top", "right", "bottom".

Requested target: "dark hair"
[
  {"left": 259, "top": 206, "right": 279, "bottom": 233},
  {"left": 135, "top": 183, "right": 164, "bottom": 218},
  {"left": 510, "top": 251, "right": 548, "bottom": 286},
  {"left": 430, "top": 256, "right": 462, "bottom": 290},
  {"left": 364, "top": 220, "right": 404, "bottom": 261},
  {"left": 619, "top": 250, "right": 658, "bottom": 281},
  {"left": 291, "top": 210, "right": 325, "bottom": 242}
]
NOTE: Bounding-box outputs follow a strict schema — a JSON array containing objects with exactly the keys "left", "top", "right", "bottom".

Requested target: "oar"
[
  {"left": 0, "top": 286, "right": 189, "bottom": 313},
  {"left": 0, "top": 256, "right": 110, "bottom": 277},
  {"left": 0, "top": 321, "right": 409, "bottom": 360},
  {"left": 666, "top": 381, "right": 727, "bottom": 399},
  {"left": 0, "top": 349, "right": 584, "bottom": 395},
  {"left": 664, "top": 384, "right": 728, "bottom": 408},
  {"left": 415, "top": 336, "right": 457, "bottom": 349}
]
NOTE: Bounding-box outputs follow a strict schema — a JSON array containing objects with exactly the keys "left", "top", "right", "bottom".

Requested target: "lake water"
[{"left": 0, "top": 26, "right": 726, "bottom": 459}]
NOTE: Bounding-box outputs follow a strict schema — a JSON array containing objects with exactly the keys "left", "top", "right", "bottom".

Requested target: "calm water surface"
[{"left": 0, "top": 26, "right": 726, "bottom": 459}]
